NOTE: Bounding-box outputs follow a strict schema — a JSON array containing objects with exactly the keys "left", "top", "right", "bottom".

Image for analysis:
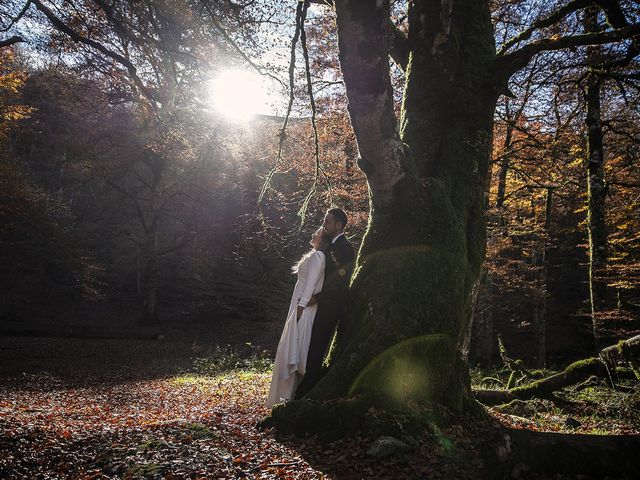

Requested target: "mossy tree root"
[
  {"left": 477, "top": 336, "right": 640, "bottom": 406},
  {"left": 600, "top": 334, "right": 640, "bottom": 380},
  {"left": 258, "top": 394, "right": 460, "bottom": 443},
  {"left": 475, "top": 357, "right": 607, "bottom": 405}
]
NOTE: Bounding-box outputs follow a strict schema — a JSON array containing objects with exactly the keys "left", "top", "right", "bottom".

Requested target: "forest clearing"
[
  {"left": 1, "top": 335, "right": 638, "bottom": 479},
  {"left": 2, "top": 0, "right": 640, "bottom": 478}
]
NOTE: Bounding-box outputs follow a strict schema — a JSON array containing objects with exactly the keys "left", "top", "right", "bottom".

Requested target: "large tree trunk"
[{"left": 305, "top": 0, "right": 497, "bottom": 412}]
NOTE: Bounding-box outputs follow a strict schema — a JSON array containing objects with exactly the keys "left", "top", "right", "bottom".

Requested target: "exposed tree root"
[
  {"left": 261, "top": 396, "right": 640, "bottom": 478},
  {"left": 475, "top": 357, "right": 607, "bottom": 405},
  {"left": 476, "top": 335, "right": 640, "bottom": 406},
  {"left": 499, "top": 427, "right": 640, "bottom": 479},
  {"left": 258, "top": 393, "right": 468, "bottom": 443},
  {"left": 600, "top": 334, "right": 640, "bottom": 380}
]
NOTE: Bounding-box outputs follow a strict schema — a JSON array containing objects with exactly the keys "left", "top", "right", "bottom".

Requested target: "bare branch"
[
  {"left": 0, "top": 35, "right": 24, "bottom": 48},
  {"left": 595, "top": 0, "right": 630, "bottom": 29},
  {"left": 257, "top": 0, "right": 305, "bottom": 207},
  {"left": 298, "top": 0, "right": 333, "bottom": 221},
  {"left": 495, "top": 22, "right": 640, "bottom": 83},
  {"left": 498, "top": 0, "right": 592, "bottom": 56},
  {"left": 30, "top": 0, "right": 158, "bottom": 101},
  {"left": 200, "top": 0, "right": 286, "bottom": 90},
  {"left": 0, "top": 0, "right": 31, "bottom": 33}
]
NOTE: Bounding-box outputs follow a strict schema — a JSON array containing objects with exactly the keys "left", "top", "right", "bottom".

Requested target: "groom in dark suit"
[{"left": 295, "top": 208, "right": 355, "bottom": 399}]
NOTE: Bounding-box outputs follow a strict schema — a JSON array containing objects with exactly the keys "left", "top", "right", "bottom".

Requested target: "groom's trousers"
[{"left": 295, "top": 305, "right": 341, "bottom": 399}]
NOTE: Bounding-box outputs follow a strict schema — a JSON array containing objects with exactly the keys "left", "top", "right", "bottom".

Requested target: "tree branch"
[
  {"left": 333, "top": 0, "right": 407, "bottom": 208},
  {"left": 30, "top": 0, "right": 158, "bottom": 101},
  {"left": 593, "top": 0, "right": 640, "bottom": 71},
  {"left": 495, "top": 22, "right": 640, "bottom": 83},
  {"left": 0, "top": 0, "right": 31, "bottom": 33},
  {"left": 497, "top": 0, "right": 592, "bottom": 56},
  {"left": 200, "top": 0, "right": 286, "bottom": 90},
  {"left": 595, "top": 0, "right": 630, "bottom": 29},
  {"left": 0, "top": 36, "right": 24, "bottom": 48}
]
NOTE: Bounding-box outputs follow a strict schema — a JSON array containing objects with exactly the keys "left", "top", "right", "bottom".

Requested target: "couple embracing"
[{"left": 267, "top": 208, "right": 355, "bottom": 407}]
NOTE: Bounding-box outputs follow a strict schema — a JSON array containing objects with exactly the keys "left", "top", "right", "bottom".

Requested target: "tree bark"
[
  {"left": 302, "top": 0, "right": 497, "bottom": 412},
  {"left": 535, "top": 187, "right": 554, "bottom": 368},
  {"left": 142, "top": 226, "right": 159, "bottom": 324},
  {"left": 583, "top": 6, "right": 609, "bottom": 347},
  {"left": 495, "top": 100, "right": 514, "bottom": 209},
  {"left": 471, "top": 270, "right": 494, "bottom": 365},
  {"left": 600, "top": 334, "right": 640, "bottom": 359}
]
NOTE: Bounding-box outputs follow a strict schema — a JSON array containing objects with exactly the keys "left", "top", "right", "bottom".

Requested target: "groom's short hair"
[{"left": 327, "top": 207, "right": 348, "bottom": 229}]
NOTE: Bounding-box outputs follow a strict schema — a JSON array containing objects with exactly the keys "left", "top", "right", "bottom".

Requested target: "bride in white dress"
[{"left": 267, "top": 227, "right": 330, "bottom": 407}]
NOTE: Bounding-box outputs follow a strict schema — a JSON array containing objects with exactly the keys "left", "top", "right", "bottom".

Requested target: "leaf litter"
[{"left": 1, "top": 336, "right": 638, "bottom": 479}]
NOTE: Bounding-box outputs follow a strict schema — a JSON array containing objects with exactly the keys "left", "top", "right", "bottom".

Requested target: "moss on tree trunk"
[
  {"left": 264, "top": 0, "right": 504, "bottom": 438},
  {"left": 298, "top": 0, "right": 498, "bottom": 414}
]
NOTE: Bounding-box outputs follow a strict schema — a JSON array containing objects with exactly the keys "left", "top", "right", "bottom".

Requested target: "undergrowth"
[{"left": 191, "top": 343, "right": 272, "bottom": 376}]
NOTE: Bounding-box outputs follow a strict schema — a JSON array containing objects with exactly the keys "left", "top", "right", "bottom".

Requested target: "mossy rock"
[
  {"left": 137, "top": 437, "right": 168, "bottom": 452},
  {"left": 182, "top": 422, "right": 217, "bottom": 439}
]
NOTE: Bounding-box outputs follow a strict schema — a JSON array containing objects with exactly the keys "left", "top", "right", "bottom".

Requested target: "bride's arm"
[{"left": 297, "top": 251, "right": 326, "bottom": 314}]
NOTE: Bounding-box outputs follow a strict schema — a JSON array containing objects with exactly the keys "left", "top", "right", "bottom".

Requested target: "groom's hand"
[
  {"left": 296, "top": 306, "right": 304, "bottom": 321},
  {"left": 308, "top": 296, "right": 317, "bottom": 306}
]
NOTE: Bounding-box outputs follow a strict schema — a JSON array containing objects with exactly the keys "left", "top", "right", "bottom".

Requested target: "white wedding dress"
[{"left": 267, "top": 250, "right": 326, "bottom": 407}]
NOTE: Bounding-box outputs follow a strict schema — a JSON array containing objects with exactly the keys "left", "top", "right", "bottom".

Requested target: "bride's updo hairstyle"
[{"left": 292, "top": 227, "right": 330, "bottom": 273}]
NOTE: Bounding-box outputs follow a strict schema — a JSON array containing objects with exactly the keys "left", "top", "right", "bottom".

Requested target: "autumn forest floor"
[{"left": 1, "top": 335, "right": 639, "bottom": 480}]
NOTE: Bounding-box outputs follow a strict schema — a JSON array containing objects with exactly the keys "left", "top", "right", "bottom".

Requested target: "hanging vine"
[{"left": 258, "top": 0, "right": 333, "bottom": 227}]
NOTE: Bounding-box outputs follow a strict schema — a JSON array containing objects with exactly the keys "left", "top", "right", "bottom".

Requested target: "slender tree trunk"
[
  {"left": 140, "top": 153, "right": 164, "bottom": 324},
  {"left": 462, "top": 272, "right": 483, "bottom": 363},
  {"left": 535, "top": 187, "right": 554, "bottom": 368},
  {"left": 583, "top": 7, "right": 609, "bottom": 348},
  {"left": 472, "top": 270, "right": 494, "bottom": 366},
  {"left": 495, "top": 100, "right": 514, "bottom": 209},
  {"left": 142, "top": 226, "right": 159, "bottom": 324},
  {"left": 535, "top": 300, "right": 547, "bottom": 368},
  {"left": 136, "top": 247, "right": 142, "bottom": 295},
  {"left": 306, "top": 0, "right": 497, "bottom": 412}
]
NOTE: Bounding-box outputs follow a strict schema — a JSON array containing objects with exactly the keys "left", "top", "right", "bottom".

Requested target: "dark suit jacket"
[{"left": 314, "top": 234, "right": 355, "bottom": 315}]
